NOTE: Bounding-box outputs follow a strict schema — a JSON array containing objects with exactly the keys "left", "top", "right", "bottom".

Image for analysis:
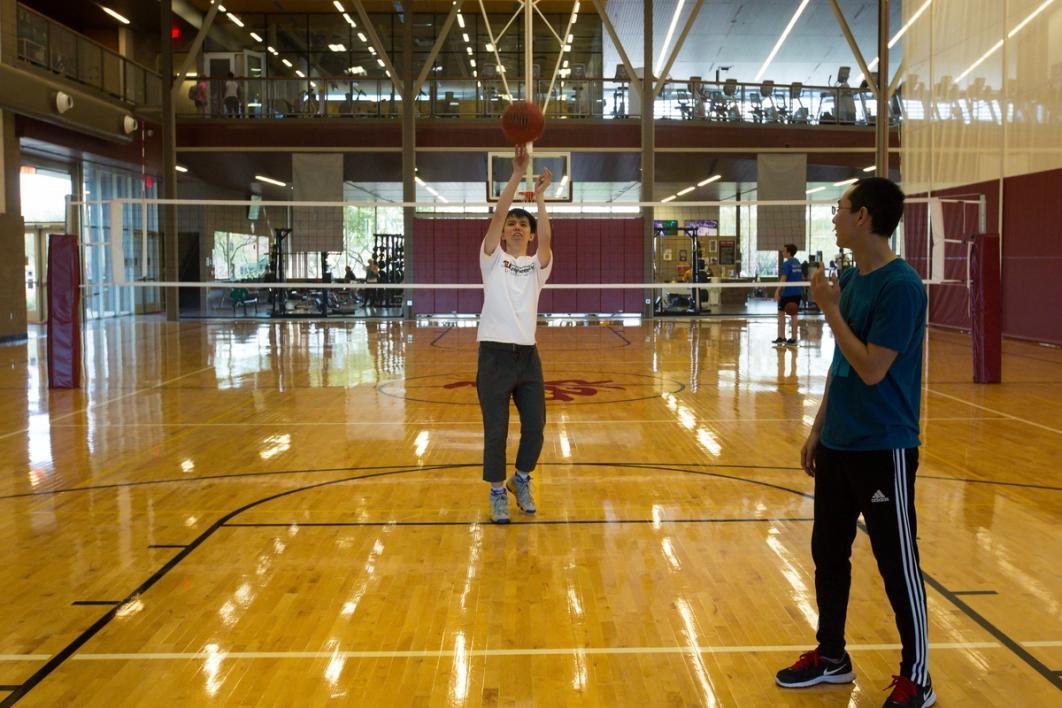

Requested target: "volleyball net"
[{"left": 65, "top": 195, "right": 978, "bottom": 320}]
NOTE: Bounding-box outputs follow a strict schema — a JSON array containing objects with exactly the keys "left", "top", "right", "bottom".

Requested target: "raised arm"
[
  {"left": 534, "top": 167, "right": 553, "bottom": 268},
  {"left": 483, "top": 145, "right": 529, "bottom": 256}
]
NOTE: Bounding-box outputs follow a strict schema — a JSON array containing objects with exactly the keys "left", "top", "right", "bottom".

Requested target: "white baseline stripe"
[
  {"left": 0, "top": 642, "right": 1036, "bottom": 662},
  {"left": 68, "top": 642, "right": 1006, "bottom": 661},
  {"left": 44, "top": 416, "right": 1002, "bottom": 429},
  {"left": 0, "top": 365, "right": 215, "bottom": 441},
  {"left": 924, "top": 387, "right": 1062, "bottom": 435}
]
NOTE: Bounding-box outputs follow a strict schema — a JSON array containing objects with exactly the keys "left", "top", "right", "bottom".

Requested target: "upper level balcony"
[
  {"left": 14, "top": 3, "right": 161, "bottom": 113},
  {"left": 174, "top": 74, "right": 894, "bottom": 128}
]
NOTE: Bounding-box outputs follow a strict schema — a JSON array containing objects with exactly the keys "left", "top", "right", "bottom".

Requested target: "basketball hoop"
[{"left": 520, "top": 191, "right": 535, "bottom": 202}]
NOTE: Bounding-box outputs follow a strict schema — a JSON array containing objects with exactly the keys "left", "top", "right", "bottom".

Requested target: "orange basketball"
[{"left": 501, "top": 101, "right": 545, "bottom": 145}]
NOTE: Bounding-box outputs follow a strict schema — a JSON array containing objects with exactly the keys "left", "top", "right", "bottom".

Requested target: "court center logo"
[{"left": 379, "top": 370, "right": 684, "bottom": 405}]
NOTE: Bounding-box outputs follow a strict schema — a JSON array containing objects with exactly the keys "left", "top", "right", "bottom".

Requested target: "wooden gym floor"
[{"left": 0, "top": 317, "right": 1059, "bottom": 706}]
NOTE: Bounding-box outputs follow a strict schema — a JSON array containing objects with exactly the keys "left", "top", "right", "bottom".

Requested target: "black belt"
[{"left": 479, "top": 341, "right": 536, "bottom": 351}]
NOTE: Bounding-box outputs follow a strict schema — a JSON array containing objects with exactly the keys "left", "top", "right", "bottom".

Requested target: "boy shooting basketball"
[
  {"left": 477, "top": 144, "right": 553, "bottom": 524},
  {"left": 776, "top": 178, "right": 934, "bottom": 708}
]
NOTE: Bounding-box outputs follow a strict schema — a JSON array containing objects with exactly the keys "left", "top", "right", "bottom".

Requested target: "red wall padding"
[
  {"left": 971, "top": 234, "right": 1002, "bottom": 382},
  {"left": 47, "top": 234, "right": 81, "bottom": 389},
  {"left": 413, "top": 217, "right": 645, "bottom": 315},
  {"left": 1002, "top": 168, "right": 1062, "bottom": 344},
  {"left": 907, "top": 168, "right": 1061, "bottom": 344}
]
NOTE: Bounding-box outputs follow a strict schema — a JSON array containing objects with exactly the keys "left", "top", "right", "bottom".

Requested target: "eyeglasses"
[{"left": 831, "top": 205, "right": 858, "bottom": 215}]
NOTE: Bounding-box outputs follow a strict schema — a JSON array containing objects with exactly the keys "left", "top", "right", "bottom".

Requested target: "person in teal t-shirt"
[
  {"left": 773, "top": 243, "right": 803, "bottom": 346},
  {"left": 775, "top": 178, "right": 934, "bottom": 708}
]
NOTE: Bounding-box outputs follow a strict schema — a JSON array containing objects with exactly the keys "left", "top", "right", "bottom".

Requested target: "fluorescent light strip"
[
  {"left": 250, "top": 32, "right": 263, "bottom": 43},
  {"left": 1008, "top": 0, "right": 1054, "bottom": 37},
  {"left": 227, "top": 13, "right": 244, "bottom": 28},
  {"left": 854, "top": 0, "right": 933, "bottom": 84},
  {"left": 329, "top": 44, "right": 347, "bottom": 52},
  {"left": 282, "top": 58, "right": 293, "bottom": 68},
  {"left": 833, "top": 177, "right": 859, "bottom": 187},
  {"left": 677, "top": 186, "right": 695, "bottom": 196},
  {"left": 267, "top": 46, "right": 278, "bottom": 56},
  {"left": 100, "top": 6, "right": 130, "bottom": 25},
  {"left": 358, "top": 32, "right": 367, "bottom": 43},
  {"left": 457, "top": 13, "right": 465, "bottom": 29},
  {"left": 697, "top": 175, "right": 721, "bottom": 187},
  {"left": 295, "top": 69, "right": 306, "bottom": 78},
  {"left": 333, "top": 0, "right": 345, "bottom": 12},
  {"left": 343, "top": 13, "right": 356, "bottom": 28},
  {"left": 661, "top": 195, "right": 677, "bottom": 203},
  {"left": 805, "top": 186, "right": 826, "bottom": 194},
  {"left": 863, "top": 165, "right": 877, "bottom": 172},
  {"left": 255, "top": 175, "right": 286, "bottom": 187},
  {"left": 754, "top": 0, "right": 811, "bottom": 82},
  {"left": 175, "top": 165, "right": 189, "bottom": 173},
  {"left": 656, "top": 0, "right": 687, "bottom": 71}
]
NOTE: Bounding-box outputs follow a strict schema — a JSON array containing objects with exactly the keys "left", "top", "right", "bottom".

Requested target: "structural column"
[
  {"left": 402, "top": 1, "right": 415, "bottom": 319},
  {"left": 875, "top": 0, "right": 889, "bottom": 176},
  {"left": 161, "top": 0, "right": 179, "bottom": 320},
  {"left": 641, "top": 0, "right": 654, "bottom": 318}
]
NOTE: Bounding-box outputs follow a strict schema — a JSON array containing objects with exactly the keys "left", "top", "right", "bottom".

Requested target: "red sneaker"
[{"left": 883, "top": 675, "right": 936, "bottom": 707}]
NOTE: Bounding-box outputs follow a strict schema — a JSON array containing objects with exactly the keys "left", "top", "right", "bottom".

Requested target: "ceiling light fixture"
[
  {"left": 99, "top": 6, "right": 130, "bottom": 25},
  {"left": 249, "top": 32, "right": 263, "bottom": 43},
  {"left": 656, "top": 0, "right": 686, "bottom": 70},
  {"left": 697, "top": 175, "right": 721, "bottom": 187},
  {"left": 833, "top": 177, "right": 859, "bottom": 187},
  {"left": 662, "top": 195, "right": 677, "bottom": 203},
  {"left": 805, "top": 186, "right": 826, "bottom": 194},
  {"left": 227, "top": 13, "right": 244, "bottom": 28},
  {"left": 255, "top": 175, "right": 286, "bottom": 187},
  {"left": 333, "top": 0, "right": 345, "bottom": 12},
  {"left": 854, "top": 0, "right": 933, "bottom": 84},
  {"left": 754, "top": 0, "right": 811, "bottom": 82},
  {"left": 342, "top": 13, "right": 356, "bottom": 27}
]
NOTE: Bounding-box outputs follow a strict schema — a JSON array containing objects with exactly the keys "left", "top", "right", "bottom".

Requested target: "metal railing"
[
  {"left": 174, "top": 76, "right": 894, "bottom": 126},
  {"left": 15, "top": 4, "right": 161, "bottom": 108}
]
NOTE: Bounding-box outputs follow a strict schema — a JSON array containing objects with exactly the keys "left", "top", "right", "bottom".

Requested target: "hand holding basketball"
[{"left": 501, "top": 101, "right": 545, "bottom": 145}]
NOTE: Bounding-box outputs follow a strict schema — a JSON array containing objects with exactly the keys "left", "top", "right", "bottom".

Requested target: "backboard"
[{"left": 487, "top": 151, "right": 571, "bottom": 202}]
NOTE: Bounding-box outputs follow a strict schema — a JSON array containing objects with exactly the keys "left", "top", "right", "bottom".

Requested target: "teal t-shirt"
[{"left": 820, "top": 258, "right": 927, "bottom": 451}]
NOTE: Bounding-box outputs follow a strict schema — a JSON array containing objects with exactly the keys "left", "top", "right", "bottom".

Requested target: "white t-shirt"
[{"left": 477, "top": 240, "right": 553, "bottom": 345}]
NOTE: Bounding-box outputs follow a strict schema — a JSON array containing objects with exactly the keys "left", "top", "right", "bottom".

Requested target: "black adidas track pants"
[{"left": 812, "top": 445, "right": 930, "bottom": 685}]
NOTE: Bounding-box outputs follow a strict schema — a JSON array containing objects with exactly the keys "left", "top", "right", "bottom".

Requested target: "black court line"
[
  {"left": 0, "top": 464, "right": 436, "bottom": 707},
  {"left": 223, "top": 516, "right": 816, "bottom": 528},
  {"left": 3, "top": 460, "right": 1058, "bottom": 503},
  {"left": 952, "top": 590, "right": 999, "bottom": 596},
  {"left": 70, "top": 601, "right": 121, "bottom": 607},
  {"left": 0, "top": 688, "right": 19, "bottom": 692},
  {"left": 0, "top": 463, "right": 460, "bottom": 502},
  {"left": 429, "top": 327, "right": 453, "bottom": 347},
  {"left": 923, "top": 575, "right": 1060, "bottom": 690},
  {"left": 3, "top": 462, "right": 1060, "bottom": 703},
  {"left": 606, "top": 326, "right": 632, "bottom": 345},
  {"left": 147, "top": 544, "right": 188, "bottom": 549}
]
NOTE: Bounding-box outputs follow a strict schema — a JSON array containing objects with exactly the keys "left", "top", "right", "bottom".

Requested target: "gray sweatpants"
[{"left": 476, "top": 341, "right": 546, "bottom": 483}]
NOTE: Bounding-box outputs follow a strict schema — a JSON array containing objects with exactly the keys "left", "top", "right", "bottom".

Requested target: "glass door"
[
  {"left": 24, "top": 225, "right": 57, "bottom": 323},
  {"left": 24, "top": 229, "right": 39, "bottom": 322}
]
